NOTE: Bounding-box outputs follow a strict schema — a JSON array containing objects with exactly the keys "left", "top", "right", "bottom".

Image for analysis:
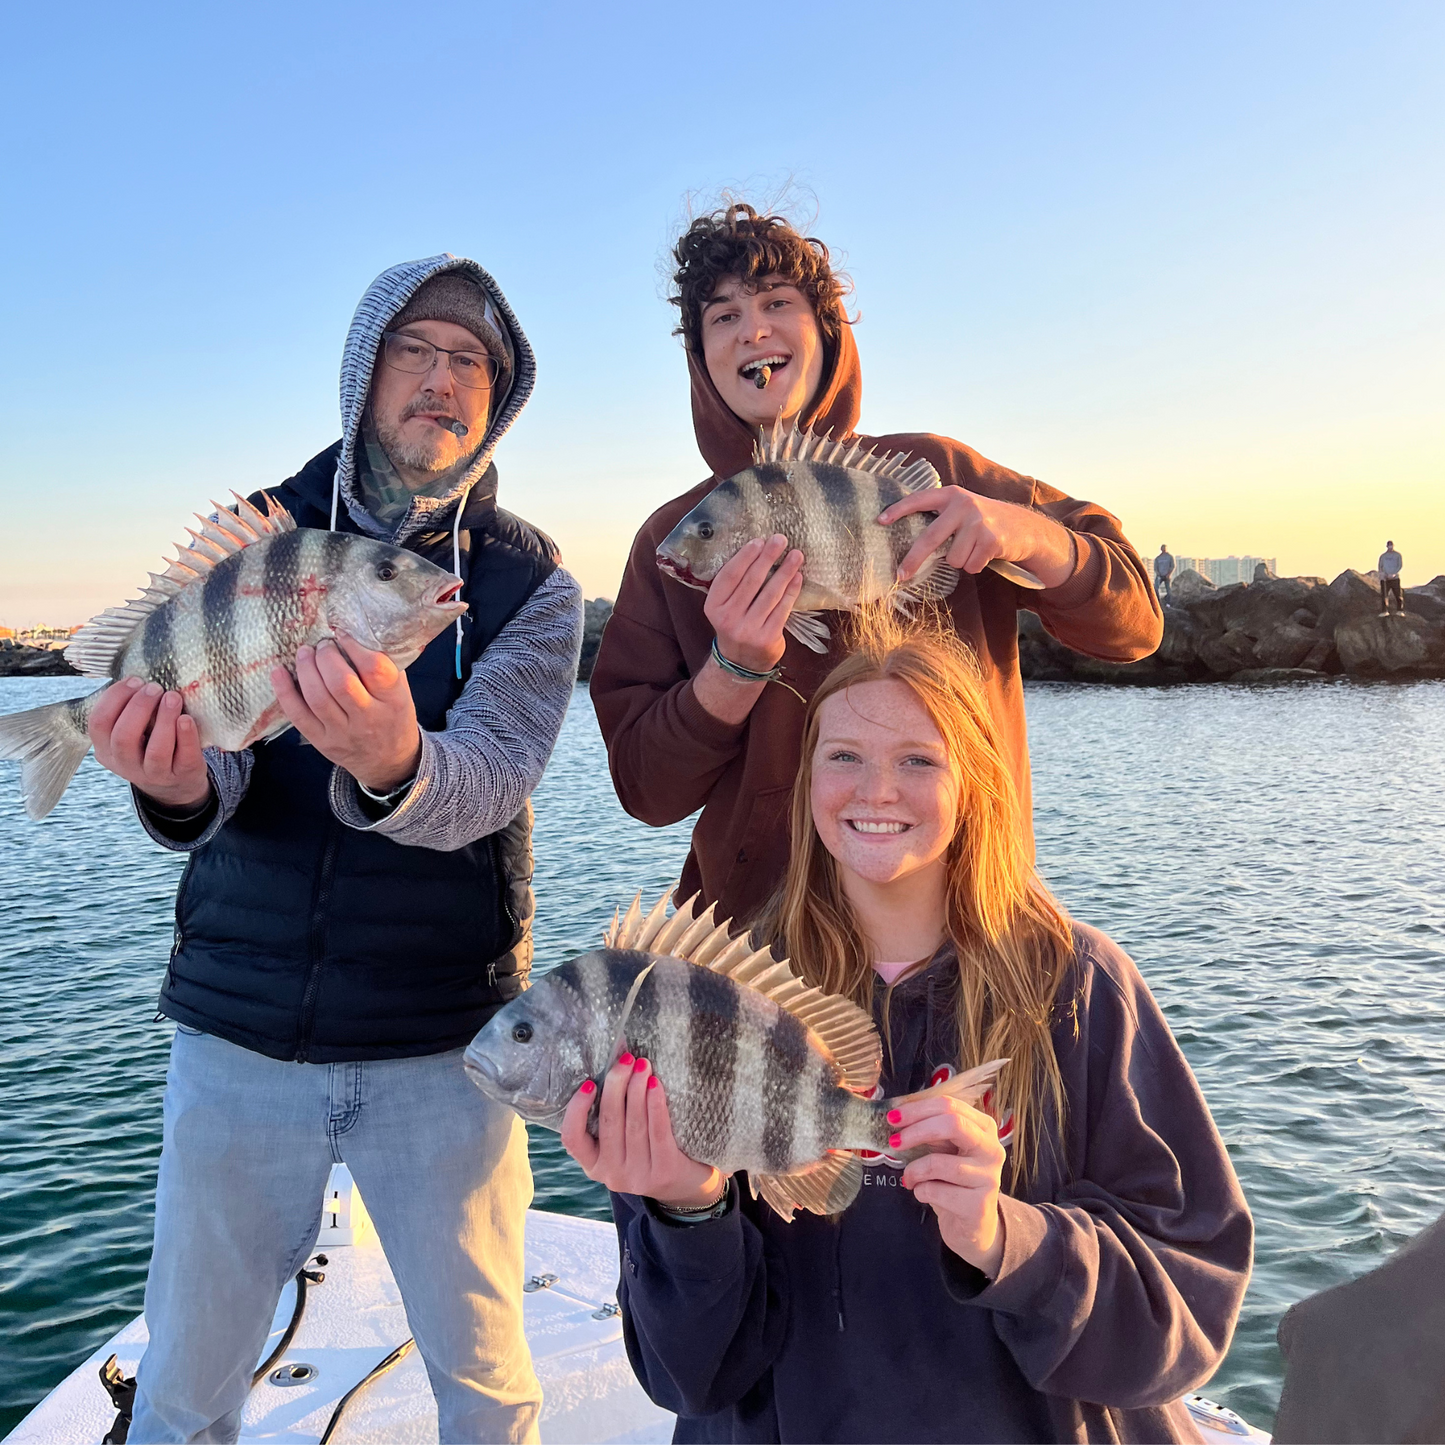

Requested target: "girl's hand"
[
  {"left": 891, "top": 1093, "right": 1007, "bottom": 1277},
  {"left": 560, "top": 1053, "right": 726, "bottom": 1210}
]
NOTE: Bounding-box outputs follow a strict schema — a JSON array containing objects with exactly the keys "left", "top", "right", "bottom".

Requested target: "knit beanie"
[{"left": 390, "top": 272, "right": 514, "bottom": 385}]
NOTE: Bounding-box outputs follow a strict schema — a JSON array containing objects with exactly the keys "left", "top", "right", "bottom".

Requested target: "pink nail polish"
[
  {"left": 633, "top": 1056, "right": 648, "bottom": 1074},
  {"left": 889, "top": 1133, "right": 902, "bottom": 1150},
  {"left": 579, "top": 1079, "right": 596, "bottom": 1095},
  {"left": 618, "top": 1052, "right": 634, "bottom": 1068},
  {"left": 887, "top": 1109, "right": 902, "bottom": 1125},
  {"left": 646, "top": 1076, "right": 659, "bottom": 1091}
]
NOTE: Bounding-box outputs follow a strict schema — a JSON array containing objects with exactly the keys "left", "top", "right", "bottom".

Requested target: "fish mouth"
[
  {"left": 656, "top": 553, "right": 709, "bottom": 593},
  {"left": 740, "top": 353, "right": 790, "bottom": 388},
  {"left": 432, "top": 578, "right": 467, "bottom": 616}
]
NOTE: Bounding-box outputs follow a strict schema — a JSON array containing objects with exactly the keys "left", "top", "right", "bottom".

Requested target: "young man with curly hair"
[{"left": 591, "top": 204, "right": 1162, "bottom": 926}]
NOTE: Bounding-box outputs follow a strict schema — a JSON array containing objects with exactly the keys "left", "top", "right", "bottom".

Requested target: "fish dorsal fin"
[
  {"left": 608, "top": 888, "right": 882, "bottom": 1094},
  {"left": 751, "top": 423, "right": 938, "bottom": 495},
  {"left": 65, "top": 493, "right": 295, "bottom": 679}
]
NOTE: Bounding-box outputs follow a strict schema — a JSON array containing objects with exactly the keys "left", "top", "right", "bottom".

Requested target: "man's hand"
[
  {"left": 270, "top": 634, "right": 421, "bottom": 793},
  {"left": 560, "top": 1053, "right": 725, "bottom": 1210},
  {"left": 693, "top": 535, "right": 805, "bottom": 726},
  {"left": 892, "top": 1092, "right": 1007, "bottom": 1277},
  {"left": 880, "top": 488, "right": 1077, "bottom": 590},
  {"left": 89, "top": 678, "right": 212, "bottom": 811}
]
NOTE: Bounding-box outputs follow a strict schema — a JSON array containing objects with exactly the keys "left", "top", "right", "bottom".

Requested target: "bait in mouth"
[{"left": 463, "top": 887, "right": 1006, "bottom": 1221}]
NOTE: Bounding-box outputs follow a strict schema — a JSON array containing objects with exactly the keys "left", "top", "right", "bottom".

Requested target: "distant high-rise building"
[{"left": 1174, "top": 556, "right": 1278, "bottom": 586}]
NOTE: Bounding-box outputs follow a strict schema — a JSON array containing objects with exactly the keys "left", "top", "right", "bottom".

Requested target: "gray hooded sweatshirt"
[{"left": 137, "top": 255, "right": 582, "bottom": 860}]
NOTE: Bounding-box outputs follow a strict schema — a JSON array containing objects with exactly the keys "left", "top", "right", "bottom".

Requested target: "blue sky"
[{"left": 1, "top": 1, "right": 1440, "bottom": 625}]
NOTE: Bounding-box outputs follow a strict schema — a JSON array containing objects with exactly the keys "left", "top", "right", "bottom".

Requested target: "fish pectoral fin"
[
  {"left": 892, "top": 553, "right": 960, "bottom": 610},
  {"left": 753, "top": 1151, "right": 864, "bottom": 1222},
  {"left": 783, "top": 609, "right": 831, "bottom": 653}
]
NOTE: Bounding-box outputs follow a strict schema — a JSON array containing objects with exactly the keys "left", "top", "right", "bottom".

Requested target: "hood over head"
[
  {"left": 335, "top": 254, "right": 536, "bottom": 543},
  {"left": 688, "top": 321, "right": 862, "bottom": 481}
]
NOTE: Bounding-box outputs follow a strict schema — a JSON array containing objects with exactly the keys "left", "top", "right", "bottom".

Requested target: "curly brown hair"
[{"left": 670, "top": 202, "right": 852, "bottom": 355}]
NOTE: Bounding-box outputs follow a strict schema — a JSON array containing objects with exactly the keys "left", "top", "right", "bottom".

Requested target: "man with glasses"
[{"left": 87, "top": 257, "right": 581, "bottom": 1443}]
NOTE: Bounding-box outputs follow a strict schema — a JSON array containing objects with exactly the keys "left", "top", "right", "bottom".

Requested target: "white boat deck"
[{"left": 4, "top": 1167, "right": 673, "bottom": 1444}]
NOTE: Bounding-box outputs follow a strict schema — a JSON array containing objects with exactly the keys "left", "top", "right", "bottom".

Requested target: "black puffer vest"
[{"left": 157, "top": 442, "right": 558, "bottom": 1062}]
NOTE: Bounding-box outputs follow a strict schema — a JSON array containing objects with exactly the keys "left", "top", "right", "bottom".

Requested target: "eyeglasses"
[{"left": 381, "top": 331, "right": 501, "bottom": 389}]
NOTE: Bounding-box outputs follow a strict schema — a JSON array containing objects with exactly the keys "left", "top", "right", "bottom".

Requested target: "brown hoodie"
[{"left": 591, "top": 326, "right": 1162, "bottom": 924}]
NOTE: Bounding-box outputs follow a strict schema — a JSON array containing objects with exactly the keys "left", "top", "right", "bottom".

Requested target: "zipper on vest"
[{"left": 295, "top": 821, "right": 342, "bottom": 1062}]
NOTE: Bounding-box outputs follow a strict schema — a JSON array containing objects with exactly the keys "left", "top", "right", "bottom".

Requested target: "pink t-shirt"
[{"left": 872, "top": 961, "right": 916, "bottom": 985}]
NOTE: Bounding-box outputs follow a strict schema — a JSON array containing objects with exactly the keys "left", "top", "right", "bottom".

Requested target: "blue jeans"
[{"left": 130, "top": 1028, "right": 541, "bottom": 1444}]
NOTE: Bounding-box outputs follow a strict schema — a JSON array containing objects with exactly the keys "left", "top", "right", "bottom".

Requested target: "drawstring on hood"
[{"left": 329, "top": 254, "right": 537, "bottom": 676}]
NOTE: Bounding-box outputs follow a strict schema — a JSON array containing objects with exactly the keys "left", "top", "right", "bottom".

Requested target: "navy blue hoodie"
[{"left": 609, "top": 926, "right": 1251, "bottom": 1443}]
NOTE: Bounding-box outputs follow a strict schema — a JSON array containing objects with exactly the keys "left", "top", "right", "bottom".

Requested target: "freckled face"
[
  {"left": 810, "top": 680, "right": 960, "bottom": 886},
  {"left": 700, "top": 274, "right": 826, "bottom": 429}
]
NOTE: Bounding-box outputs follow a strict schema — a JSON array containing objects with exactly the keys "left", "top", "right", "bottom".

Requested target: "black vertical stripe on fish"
[
  {"left": 752, "top": 466, "right": 806, "bottom": 539},
  {"left": 261, "top": 528, "right": 304, "bottom": 643},
  {"left": 813, "top": 463, "right": 868, "bottom": 584},
  {"left": 201, "top": 556, "right": 246, "bottom": 728},
  {"left": 320, "top": 529, "right": 351, "bottom": 585},
  {"left": 688, "top": 963, "right": 738, "bottom": 1160},
  {"left": 817, "top": 1069, "right": 850, "bottom": 1144},
  {"left": 760, "top": 1011, "right": 805, "bottom": 1173},
  {"left": 141, "top": 603, "right": 179, "bottom": 692}
]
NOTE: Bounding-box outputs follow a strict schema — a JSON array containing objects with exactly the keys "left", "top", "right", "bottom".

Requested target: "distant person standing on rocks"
[
  {"left": 591, "top": 202, "right": 1162, "bottom": 927},
  {"left": 1379, "top": 541, "right": 1404, "bottom": 616},
  {"left": 80, "top": 257, "right": 582, "bottom": 1443},
  {"left": 1154, "top": 545, "right": 1174, "bottom": 603}
]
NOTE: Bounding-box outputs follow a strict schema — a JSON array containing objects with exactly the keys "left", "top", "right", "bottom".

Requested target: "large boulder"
[
  {"left": 1197, "top": 627, "right": 1256, "bottom": 675},
  {"left": 1169, "top": 568, "right": 1216, "bottom": 606},
  {"left": 1219, "top": 576, "right": 1328, "bottom": 637},
  {"left": 576, "top": 598, "right": 614, "bottom": 682},
  {"left": 1252, "top": 620, "right": 1323, "bottom": 670},
  {"left": 1334, "top": 613, "right": 1443, "bottom": 676},
  {"left": 1156, "top": 606, "right": 1201, "bottom": 666}
]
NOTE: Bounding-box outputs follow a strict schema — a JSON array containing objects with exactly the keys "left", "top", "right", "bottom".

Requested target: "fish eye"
[
  {"left": 511, "top": 1022, "right": 534, "bottom": 1044},
  {"left": 696, "top": 522, "right": 714, "bottom": 540},
  {"left": 376, "top": 563, "right": 397, "bottom": 581}
]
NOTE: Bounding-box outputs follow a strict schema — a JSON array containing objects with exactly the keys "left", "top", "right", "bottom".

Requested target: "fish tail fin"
[
  {"left": 750, "top": 1150, "right": 863, "bottom": 1222},
  {"left": 885, "top": 1057, "right": 1009, "bottom": 1112},
  {"left": 0, "top": 693, "right": 99, "bottom": 819},
  {"left": 880, "top": 1058, "right": 1011, "bottom": 1164}
]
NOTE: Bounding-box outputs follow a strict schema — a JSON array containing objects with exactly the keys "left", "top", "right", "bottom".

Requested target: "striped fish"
[
  {"left": 0, "top": 494, "right": 466, "bottom": 819},
  {"left": 463, "top": 888, "right": 1006, "bottom": 1220},
  {"left": 657, "top": 421, "right": 1042, "bottom": 652}
]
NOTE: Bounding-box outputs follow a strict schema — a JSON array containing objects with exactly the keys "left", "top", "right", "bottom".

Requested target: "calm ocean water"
[{"left": 2, "top": 676, "right": 1443, "bottom": 1435}]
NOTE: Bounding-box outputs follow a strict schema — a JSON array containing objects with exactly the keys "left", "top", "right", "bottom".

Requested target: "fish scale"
[
  {"left": 0, "top": 494, "right": 466, "bottom": 821},
  {"left": 463, "top": 889, "right": 1008, "bottom": 1220}
]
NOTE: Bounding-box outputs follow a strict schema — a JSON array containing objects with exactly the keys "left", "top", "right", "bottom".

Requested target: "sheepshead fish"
[
  {"left": 657, "top": 421, "right": 1042, "bottom": 652},
  {"left": 0, "top": 494, "right": 466, "bottom": 819},
  {"left": 463, "top": 888, "right": 1006, "bottom": 1220}
]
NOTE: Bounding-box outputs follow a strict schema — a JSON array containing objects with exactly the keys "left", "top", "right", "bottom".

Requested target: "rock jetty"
[
  {"left": 1020, "top": 568, "right": 1445, "bottom": 683},
  {"left": 0, "top": 641, "right": 78, "bottom": 678}
]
